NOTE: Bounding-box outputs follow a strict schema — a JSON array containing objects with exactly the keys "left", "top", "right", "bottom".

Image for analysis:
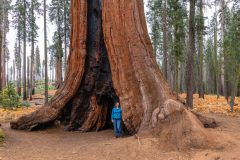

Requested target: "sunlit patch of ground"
[
  {"left": 1, "top": 92, "right": 239, "bottom": 123},
  {"left": 48, "top": 89, "right": 57, "bottom": 96},
  {"left": 179, "top": 94, "right": 240, "bottom": 117},
  {"left": 0, "top": 107, "right": 37, "bottom": 123},
  {"left": 0, "top": 90, "right": 57, "bottom": 123}
]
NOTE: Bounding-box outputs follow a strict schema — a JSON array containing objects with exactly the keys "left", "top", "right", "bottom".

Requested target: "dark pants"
[{"left": 113, "top": 119, "right": 122, "bottom": 137}]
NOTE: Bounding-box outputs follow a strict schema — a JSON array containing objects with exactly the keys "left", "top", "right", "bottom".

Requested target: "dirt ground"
[{"left": 0, "top": 113, "right": 240, "bottom": 160}]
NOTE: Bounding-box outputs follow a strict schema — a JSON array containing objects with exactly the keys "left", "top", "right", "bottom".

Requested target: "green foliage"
[
  {"left": 12, "top": 0, "right": 23, "bottom": 79},
  {"left": 49, "top": 32, "right": 64, "bottom": 58},
  {"left": 224, "top": 4, "right": 240, "bottom": 102},
  {"left": 0, "top": 83, "right": 31, "bottom": 109},
  {"left": 0, "top": 129, "right": 4, "bottom": 143},
  {"left": 168, "top": 0, "right": 187, "bottom": 61},
  {"left": 0, "top": 83, "right": 20, "bottom": 109},
  {"left": 12, "top": 0, "right": 41, "bottom": 42},
  {"left": 224, "top": 8, "right": 240, "bottom": 72},
  {"left": 35, "top": 81, "right": 55, "bottom": 94},
  {"left": 12, "top": 0, "right": 25, "bottom": 38},
  {"left": 146, "top": 0, "right": 162, "bottom": 58},
  {"left": 146, "top": 0, "right": 187, "bottom": 62},
  {"left": 1, "top": 0, "right": 11, "bottom": 64},
  {"left": 19, "top": 101, "right": 31, "bottom": 107},
  {"left": 27, "top": 0, "right": 41, "bottom": 43},
  {"left": 0, "top": 0, "right": 11, "bottom": 32},
  {"left": 49, "top": 0, "right": 70, "bottom": 59},
  {"left": 205, "top": 38, "right": 216, "bottom": 94}
]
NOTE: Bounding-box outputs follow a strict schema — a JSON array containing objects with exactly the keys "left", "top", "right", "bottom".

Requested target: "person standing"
[{"left": 111, "top": 102, "right": 122, "bottom": 138}]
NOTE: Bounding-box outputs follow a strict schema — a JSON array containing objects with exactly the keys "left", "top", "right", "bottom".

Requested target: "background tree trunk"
[
  {"left": 0, "top": 29, "right": 2, "bottom": 91},
  {"left": 30, "top": 0, "right": 35, "bottom": 101},
  {"left": 185, "top": 0, "right": 195, "bottom": 108},
  {"left": 2, "top": 27, "right": 6, "bottom": 88},
  {"left": 1, "top": 0, "right": 7, "bottom": 89},
  {"left": 162, "top": 0, "right": 168, "bottom": 79},
  {"left": 17, "top": 33, "right": 22, "bottom": 96},
  {"left": 214, "top": 18, "right": 219, "bottom": 98},
  {"left": 23, "top": 0, "right": 27, "bottom": 100},
  {"left": 44, "top": 0, "right": 48, "bottom": 103},
  {"left": 27, "top": 56, "right": 30, "bottom": 98},
  {"left": 197, "top": 0, "right": 204, "bottom": 99},
  {"left": 11, "top": 0, "right": 215, "bottom": 150},
  {"left": 13, "top": 61, "right": 15, "bottom": 85},
  {"left": 63, "top": 0, "right": 68, "bottom": 77},
  {"left": 220, "top": 0, "right": 226, "bottom": 97}
]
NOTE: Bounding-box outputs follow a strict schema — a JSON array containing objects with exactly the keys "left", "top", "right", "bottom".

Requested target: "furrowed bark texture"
[
  {"left": 11, "top": 0, "right": 215, "bottom": 150},
  {"left": 55, "top": 56, "right": 62, "bottom": 89},
  {"left": 185, "top": 0, "right": 195, "bottom": 108},
  {"left": 62, "top": 0, "right": 118, "bottom": 132},
  {"left": 11, "top": 0, "right": 87, "bottom": 130},
  {"left": 102, "top": 0, "right": 175, "bottom": 133}
]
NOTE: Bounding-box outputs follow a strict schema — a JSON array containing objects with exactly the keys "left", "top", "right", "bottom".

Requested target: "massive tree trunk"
[{"left": 11, "top": 0, "right": 215, "bottom": 150}]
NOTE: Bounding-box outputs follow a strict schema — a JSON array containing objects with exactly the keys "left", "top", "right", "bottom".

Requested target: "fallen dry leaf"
[{"left": 179, "top": 94, "right": 240, "bottom": 117}]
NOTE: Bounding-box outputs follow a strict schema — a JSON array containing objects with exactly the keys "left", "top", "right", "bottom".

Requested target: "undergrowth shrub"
[
  {"left": 0, "top": 83, "right": 31, "bottom": 109},
  {"left": 0, "top": 83, "right": 19, "bottom": 109},
  {"left": 0, "top": 129, "right": 4, "bottom": 143}
]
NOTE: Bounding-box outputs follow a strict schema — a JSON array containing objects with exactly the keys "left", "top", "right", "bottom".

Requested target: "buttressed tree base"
[{"left": 11, "top": 0, "right": 217, "bottom": 150}]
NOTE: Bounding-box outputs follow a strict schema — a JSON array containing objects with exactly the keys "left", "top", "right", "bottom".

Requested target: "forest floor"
[{"left": 0, "top": 92, "right": 240, "bottom": 160}]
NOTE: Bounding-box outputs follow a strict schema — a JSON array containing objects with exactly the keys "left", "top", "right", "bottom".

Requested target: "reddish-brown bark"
[
  {"left": 11, "top": 0, "right": 216, "bottom": 150},
  {"left": 55, "top": 56, "right": 62, "bottom": 89}
]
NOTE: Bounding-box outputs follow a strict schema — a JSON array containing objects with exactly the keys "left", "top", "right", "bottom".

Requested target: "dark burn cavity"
[{"left": 60, "top": 0, "right": 119, "bottom": 131}]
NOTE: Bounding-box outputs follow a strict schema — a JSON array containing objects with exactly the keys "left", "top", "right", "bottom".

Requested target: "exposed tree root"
[{"left": 192, "top": 111, "right": 217, "bottom": 128}]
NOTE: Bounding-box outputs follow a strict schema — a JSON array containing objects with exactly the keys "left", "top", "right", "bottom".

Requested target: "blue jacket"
[{"left": 111, "top": 107, "right": 122, "bottom": 120}]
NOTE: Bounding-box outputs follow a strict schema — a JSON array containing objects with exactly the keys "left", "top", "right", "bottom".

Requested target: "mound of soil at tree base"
[{"left": 136, "top": 99, "right": 224, "bottom": 151}]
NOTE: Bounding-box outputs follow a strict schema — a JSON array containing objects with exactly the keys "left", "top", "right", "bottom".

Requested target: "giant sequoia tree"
[{"left": 11, "top": 0, "right": 216, "bottom": 150}]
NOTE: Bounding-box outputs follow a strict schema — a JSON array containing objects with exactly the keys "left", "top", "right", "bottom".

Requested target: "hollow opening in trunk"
[{"left": 58, "top": 0, "right": 120, "bottom": 132}]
